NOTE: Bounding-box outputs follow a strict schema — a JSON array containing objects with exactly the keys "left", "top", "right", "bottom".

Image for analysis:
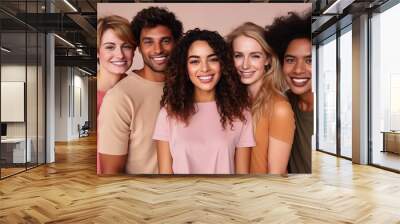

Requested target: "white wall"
[
  {"left": 74, "top": 73, "right": 89, "bottom": 123},
  {"left": 1, "top": 65, "right": 26, "bottom": 148},
  {"left": 1, "top": 63, "right": 46, "bottom": 164},
  {"left": 72, "top": 72, "right": 89, "bottom": 138},
  {"left": 1, "top": 65, "right": 36, "bottom": 137},
  {"left": 54, "top": 66, "right": 89, "bottom": 141},
  {"left": 55, "top": 66, "right": 69, "bottom": 141}
]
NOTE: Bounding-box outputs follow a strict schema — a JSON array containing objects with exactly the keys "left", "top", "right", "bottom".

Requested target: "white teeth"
[
  {"left": 240, "top": 71, "right": 255, "bottom": 77},
  {"left": 111, "top": 61, "right": 126, "bottom": 66},
  {"left": 292, "top": 78, "right": 308, "bottom": 84},
  {"left": 198, "top": 75, "right": 212, "bottom": 81},
  {"left": 152, "top": 56, "right": 167, "bottom": 62}
]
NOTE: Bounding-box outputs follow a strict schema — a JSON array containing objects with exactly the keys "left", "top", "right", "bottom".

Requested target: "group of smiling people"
[{"left": 97, "top": 6, "right": 313, "bottom": 175}]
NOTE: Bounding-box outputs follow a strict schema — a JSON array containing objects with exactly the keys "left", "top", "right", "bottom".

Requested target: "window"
[
  {"left": 370, "top": 2, "right": 400, "bottom": 171},
  {"left": 317, "top": 35, "right": 337, "bottom": 154},
  {"left": 339, "top": 26, "right": 352, "bottom": 158},
  {"left": 0, "top": 1, "right": 47, "bottom": 179}
]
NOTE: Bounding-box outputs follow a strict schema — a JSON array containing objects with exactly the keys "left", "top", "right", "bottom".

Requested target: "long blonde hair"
[{"left": 226, "top": 22, "right": 287, "bottom": 123}]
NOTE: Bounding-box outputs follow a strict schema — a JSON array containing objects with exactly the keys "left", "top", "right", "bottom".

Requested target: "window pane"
[
  {"left": 27, "top": 31, "right": 38, "bottom": 169},
  {"left": 371, "top": 3, "right": 400, "bottom": 171},
  {"left": 1, "top": 30, "right": 27, "bottom": 177},
  {"left": 339, "top": 28, "right": 352, "bottom": 158},
  {"left": 317, "top": 36, "right": 337, "bottom": 154}
]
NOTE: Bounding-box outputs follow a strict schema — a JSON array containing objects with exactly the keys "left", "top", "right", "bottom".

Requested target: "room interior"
[{"left": 0, "top": 0, "right": 399, "bottom": 222}]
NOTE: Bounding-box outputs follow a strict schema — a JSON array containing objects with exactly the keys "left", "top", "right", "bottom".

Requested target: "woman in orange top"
[
  {"left": 226, "top": 22, "right": 295, "bottom": 174},
  {"left": 97, "top": 15, "right": 136, "bottom": 174}
]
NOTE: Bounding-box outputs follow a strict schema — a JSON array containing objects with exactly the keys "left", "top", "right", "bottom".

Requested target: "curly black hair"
[
  {"left": 265, "top": 11, "right": 311, "bottom": 64},
  {"left": 130, "top": 6, "right": 183, "bottom": 44},
  {"left": 161, "top": 28, "right": 251, "bottom": 129}
]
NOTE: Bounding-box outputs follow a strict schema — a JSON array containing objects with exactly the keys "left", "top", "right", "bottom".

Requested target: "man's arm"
[{"left": 99, "top": 153, "right": 127, "bottom": 174}]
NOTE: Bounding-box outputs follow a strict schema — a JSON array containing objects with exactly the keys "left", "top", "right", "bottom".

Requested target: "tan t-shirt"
[
  {"left": 250, "top": 94, "right": 295, "bottom": 173},
  {"left": 98, "top": 72, "right": 164, "bottom": 174}
]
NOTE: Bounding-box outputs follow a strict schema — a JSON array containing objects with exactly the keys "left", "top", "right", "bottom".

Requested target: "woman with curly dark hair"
[
  {"left": 152, "top": 29, "right": 255, "bottom": 174},
  {"left": 265, "top": 11, "right": 312, "bottom": 173}
]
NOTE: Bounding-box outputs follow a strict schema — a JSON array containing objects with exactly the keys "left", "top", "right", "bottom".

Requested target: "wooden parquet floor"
[{"left": 1, "top": 135, "right": 400, "bottom": 224}]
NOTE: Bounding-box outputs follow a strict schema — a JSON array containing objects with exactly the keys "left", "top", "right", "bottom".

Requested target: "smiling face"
[
  {"left": 232, "top": 35, "right": 269, "bottom": 86},
  {"left": 139, "top": 25, "right": 175, "bottom": 74},
  {"left": 283, "top": 38, "right": 312, "bottom": 96},
  {"left": 97, "top": 29, "right": 134, "bottom": 75},
  {"left": 187, "top": 40, "right": 221, "bottom": 100}
]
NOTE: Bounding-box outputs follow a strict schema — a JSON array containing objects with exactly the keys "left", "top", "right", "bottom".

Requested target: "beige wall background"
[{"left": 98, "top": 3, "right": 311, "bottom": 70}]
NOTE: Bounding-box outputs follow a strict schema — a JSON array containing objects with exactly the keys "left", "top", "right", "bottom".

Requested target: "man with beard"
[
  {"left": 98, "top": 7, "right": 183, "bottom": 174},
  {"left": 265, "top": 12, "right": 313, "bottom": 173}
]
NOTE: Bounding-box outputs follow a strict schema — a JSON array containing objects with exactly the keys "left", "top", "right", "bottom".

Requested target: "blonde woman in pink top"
[
  {"left": 97, "top": 15, "right": 136, "bottom": 174},
  {"left": 153, "top": 29, "right": 255, "bottom": 174}
]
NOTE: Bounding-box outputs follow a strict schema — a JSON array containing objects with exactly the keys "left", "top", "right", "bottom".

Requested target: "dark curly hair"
[
  {"left": 161, "top": 29, "right": 251, "bottom": 129},
  {"left": 265, "top": 11, "right": 311, "bottom": 64},
  {"left": 130, "top": 6, "right": 183, "bottom": 44}
]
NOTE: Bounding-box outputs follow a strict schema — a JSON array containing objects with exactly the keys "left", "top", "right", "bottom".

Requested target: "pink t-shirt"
[{"left": 153, "top": 102, "right": 255, "bottom": 174}]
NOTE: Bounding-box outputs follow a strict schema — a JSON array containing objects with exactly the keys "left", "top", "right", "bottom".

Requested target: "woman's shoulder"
[
  {"left": 259, "top": 92, "right": 290, "bottom": 112},
  {"left": 271, "top": 94, "right": 294, "bottom": 118},
  {"left": 159, "top": 106, "right": 169, "bottom": 116},
  {"left": 159, "top": 106, "right": 178, "bottom": 122},
  {"left": 272, "top": 92, "right": 289, "bottom": 103}
]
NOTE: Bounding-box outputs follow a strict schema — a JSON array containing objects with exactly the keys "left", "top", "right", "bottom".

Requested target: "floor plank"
[{"left": 0, "top": 135, "right": 399, "bottom": 223}]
